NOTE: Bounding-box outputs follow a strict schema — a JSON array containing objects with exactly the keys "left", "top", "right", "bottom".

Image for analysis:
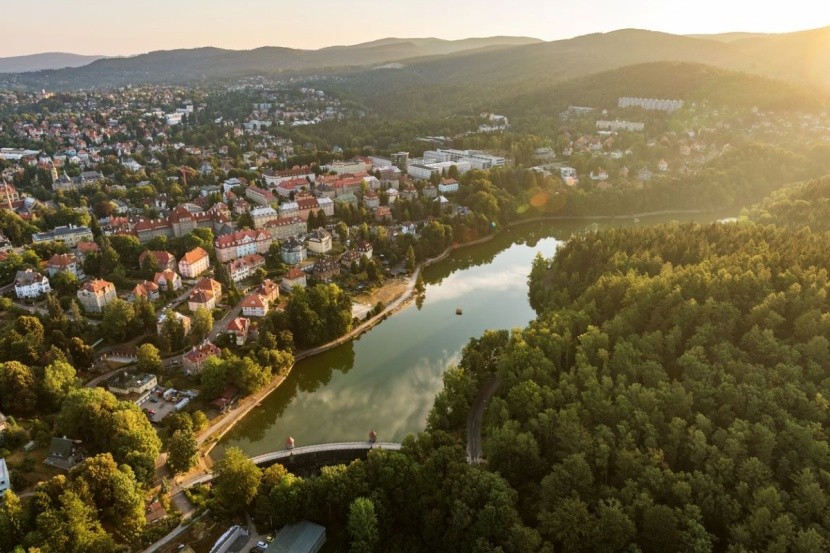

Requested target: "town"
[{"left": 1, "top": 53, "right": 830, "bottom": 552}]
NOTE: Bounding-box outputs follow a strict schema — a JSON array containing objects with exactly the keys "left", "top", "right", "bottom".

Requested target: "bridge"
[{"left": 180, "top": 441, "right": 402, "bottom": 489}]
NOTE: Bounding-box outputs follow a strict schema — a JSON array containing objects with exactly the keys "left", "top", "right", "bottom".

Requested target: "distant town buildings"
[{"left": 618, "top": 97, "right": 684, "bottom": 113}]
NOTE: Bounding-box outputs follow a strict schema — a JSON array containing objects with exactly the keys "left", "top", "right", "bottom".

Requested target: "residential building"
[
  {"left": 281, "top": 238, "right": 307, "bottom": 265},
  {"left": 250, "top": 205, "right": 279, "bottom": 228},
  {"left": 0, "top": 458, "right": 9, "bottom": 497},
  {"left": 178, "top": 247, "right": 210, "bottom": 278},
  {"left": 390, "top": 152, "right": 409, "bottom": 171},
  {"left": 265, "top": 217, "right": 305, "bottom": 240},
  {"left": 596, "top": 120, "right": 645, "bottom": 132},
  {"left": 356, "top": 241, "right": 373, "bottom": 259},
  {"left": 156, "top": 310, "right": 192, "bottom": 336},
  {"left": 132, "top": 280, "right": 160, "bottom": 301},
  {"left": 134, "top": 219, "right": 173, "bottom": 242},
  {"left": 375, "top": 206, "right": 392, "bottom": 223},
  {"left": 246, "top": 184, "right": 276, "bottom": 206},
  {"left": 188, "top": 288, "right": 217, "bottom": 312},
  {"left": 438, "top": 178, "right": 459, "bottom": 194},
  {"left": 307, "top": 227, "right": 332, "bottom": 254},
  {"left": 241, "top": 293, "right": 269, "bottom": 318},
  {"left": 32, "top": 225, "right": 93, "bottom": 247},
  {"left": 139, "top": 250, "right": 176, "bottom": 271},
  {"left": 273, "top": 177, "right": 311, "bottom": 198},
  {"left": 257, "top": 279, "right": 280, "bottom": 303},
  {"left": 281, "top": 267, "right": 307, "bottom": 291},
  {"left": 108, "top": 372, "right": 158, "bottom": 397},
  {"left": 312, "top": 257, "right": 340, "bottom": 282},
  {"left": 279, "top": 201, "right": 300, "bottom": 219},
  {"left": 194, "top": 277, "right": 222, "bottom": 302},
  {"left": 317, "top": 196, "right": 334, "bottom": 216},
  {"left": 14, "top": 269, "right": 51, "bottom": 299},
  {"left": 76, "top": 240, "right": 101, "bottom": 258},
  {"left": 618, "top": 97, "right": 684, "bottom": 112},
  {"left": 226, "top": 317, "right": 250, "bottom": 346},
  {"left": 77, "top": 279, "right": 116, "bottom": 313},
  {"left": 45, "top": 436, "right": 83, "bottom": 470},
  {"left": 226, "top": 253, "right": 266, "bottom": 282},
  {"left": 182, "top": 341, "right": 221, "bottom": 375},
  {"left": 215, "top": 229, "right": 272, "bottom": 262},
  {"left": 263, "top": 165, "right": 315, "bottom": 187},
  {"left": 153, "top": 269, "right": 182, "bottom": 292}
]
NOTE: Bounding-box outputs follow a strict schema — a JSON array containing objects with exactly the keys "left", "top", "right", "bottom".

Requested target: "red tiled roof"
[{"left": 181, "top": 247, "right": 208, "bottom": 265}]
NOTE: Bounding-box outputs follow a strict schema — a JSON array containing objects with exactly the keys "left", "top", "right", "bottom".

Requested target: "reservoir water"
[{"left": 215, "top": 213, "right": 724, "bottom": 457}]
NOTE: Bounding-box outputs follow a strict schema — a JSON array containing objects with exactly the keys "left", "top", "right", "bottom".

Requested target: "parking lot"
[{"left": 139, "top": 387, "right": 197, "bottom": 423}]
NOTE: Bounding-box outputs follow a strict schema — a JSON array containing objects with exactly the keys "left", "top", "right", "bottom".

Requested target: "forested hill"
[
  {"left": 743, "top": 175, "right": 830, "bottom": 232},
  {"left": 440, "top": 222, "right": 830, "bottom": 551},
  {"left": 0, "top": 36, "right": 541, "bottom": 90}
]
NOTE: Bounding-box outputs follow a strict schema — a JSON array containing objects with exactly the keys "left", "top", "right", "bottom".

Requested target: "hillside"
[
  {"left": 0, "top": 36, "right": 540, "bottom": 90},
  {"left": 320, "top": 28, "right": 830, "bottom": 117},
  {"left": 0, "top": 52, "right": 104, "bottom": 73},
  {"left": 743, "top": 173, "right": 830, "bottom": 231}
]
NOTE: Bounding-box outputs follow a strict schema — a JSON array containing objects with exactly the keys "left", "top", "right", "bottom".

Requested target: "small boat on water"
[{"left": 456, "top": 307, "right": 463, "bottom": 315}]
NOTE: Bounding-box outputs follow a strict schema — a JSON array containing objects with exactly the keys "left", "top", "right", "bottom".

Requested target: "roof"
[
  {"left": 189, "top": 289, "right": 214, "bottom": 304},
  {"left": 184, "top": 341, "right": 221, "bottom": 364},
  {"left": 194, "top": 277, "right": 222, "bottom": 293},
  {"left": 15, "top": 269, "right": 46, "bottom": 286},
  {"left": 284, "top": 267, "right": 305, "bottom": 280},
  {"left": 241, "top": 293, "right": 267, "bottom": 309},
  {"left": 139, "top": 250, "right": 175, "bottom": 266},
  {"left": 181, "top": 247, "right": 208, "bottom": 265},
  {"left": 215, "top": 229, "right": 271, "bottom": 248},
  {"left": 48, "top": 436, "right": 75, "bottom": 459},
  {"left": 273, "top": 520, "right": 326, "bottom": 553},
  {"left": 226, "top": 317, "right": 249, "bottom": 333},
  {"left": 48, "top": 253, "right": 76, "bottom": 268}
]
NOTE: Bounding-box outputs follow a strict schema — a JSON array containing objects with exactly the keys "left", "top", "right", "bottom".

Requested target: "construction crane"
[{"left": 178, "top": 165, "right": 198, "bottom": 188}]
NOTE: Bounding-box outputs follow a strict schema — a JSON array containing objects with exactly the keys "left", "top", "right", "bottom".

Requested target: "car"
[
  {"left": 256, "top": 541, "right": 268, "bottom": 549},
  {"left": 149, "top": 398, "right": 158, "bottom": 403},
  {"left": 265, "top": 535, "right": 274, "bottom": 543}
]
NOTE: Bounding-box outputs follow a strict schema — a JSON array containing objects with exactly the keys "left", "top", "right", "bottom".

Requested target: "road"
[{"left": 466, "top": 375, "right": 501, "bottom": 464}]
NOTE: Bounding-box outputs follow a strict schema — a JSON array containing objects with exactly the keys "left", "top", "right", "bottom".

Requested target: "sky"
[{"left": 4, "top": 0, "right": 830, "bottom": 57}]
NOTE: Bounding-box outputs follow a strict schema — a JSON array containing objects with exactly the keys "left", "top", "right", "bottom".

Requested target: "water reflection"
[{"left": 217, "top": 214, "right": 732, "bottom": 457}]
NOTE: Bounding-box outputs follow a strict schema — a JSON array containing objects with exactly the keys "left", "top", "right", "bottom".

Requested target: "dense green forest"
[{"left": 743, "top": 175, "right": 830, "bottom": 232}]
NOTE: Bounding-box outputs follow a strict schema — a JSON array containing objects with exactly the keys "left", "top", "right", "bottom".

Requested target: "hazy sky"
[{"left": 4, "top": 0, "right": 830, "bottom": 57}]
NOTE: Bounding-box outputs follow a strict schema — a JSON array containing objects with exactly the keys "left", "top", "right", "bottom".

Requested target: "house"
[
  {"left": 307, "top": 228, "right": 332, "bottom": 255},
  {"left": 313, "top": 257, "right": 341, "bottom": 282},
  {"left": 188, "top": 289, "right": 216, "bottom": 312},
  {"left": 226, "top": 254, "right": 266, "bottom": 282},
  {"left": 134, "top": 219, "right": 173, "bottom": 243},
  {"left": 77, "top": 279, "right": 116, "bottom": 313},
  {"left": 279, "top": 201, "right": 300, "bottom": 219},
  {"left": 107, "top": 372, "right": 158, "bottom": 403},
  {"left": 226, "top": 317, "right": 250, "bottom": 346},
  {"left": 215, "top": 229, "right": 272, "bottom": 262},
  {"left": 257, "top": 279, "right": 280, "bottom": 303},
  {"left": 194, "top": 277, "right": 222, "bottom": 302},
  {"left": 157, "top": 311, "right": 192, "bottom": 336},
  {"left": 153, "top": 269, "right": 182, "bottom": 292},
  {"left": 263, "top": 165, "right": 315, "bottom": 187},
  {"left": 182, "top": 341, "right": 221, "bottom": 375},
  {"left": 385, "top": 188, "right": 399, "bottom": 204},
  {"left": 317, "top": 196, "right": 334, "bottom": 216},
  {"left": 265, "top": 216, "right": 306, "bottom": 240},
  {"left": 363, "top": 192, "right": 380, "bottom": 209},
  {"left": 250, "top": 206, "right": 279, "bottom": 228},
  {"left": 32, "top": 225, "right": 93, "bottom": 247},
  {"left": 356, "top": 241, "right": 373, "bottom": 260},
  {"left": 45, "top": 436, "right": 83, "bottom": 470},
  {"left": 281, "top": 267, "right": 307, "bottom": 291},
  {"left": 0, "top": 458, "right": 8, "bottom": 497},
  {"left": 374, "top": 206, "right": 392, "bottom": 223},
  {"left": 178, "top": 247, "right": 210, "bottom": 278},
  {"left": 139, "top": 250, "right": 176, "bottom": 271},
  {"left": 14, "top": 269, "right": 50, "bottom": 299},
  {"left": 210, "top": 386, "right": 240, "bottom": 412},
  {"left": 75, "top": 240, "right": 100, "bottom": 258},
  {"left": 241, "top": 293, "right": 269, "bottom": 318},
  {"left": 132, "top": 280, "right": 160, "bottom": 301},
  {"left": 246, "top": 184, "right": 276, "bottom": 206},
  {"left": 438, "top": 178, "right": 459, "bottom": 194},
  {"left": 46, "top": 253, "right": 83, "bottom": 278},
  {"left": 281, "top": 238, "right": 307, "bottom": 265},
  {"left": 273, "top": 177, "right": 311, "bottom": 198}
]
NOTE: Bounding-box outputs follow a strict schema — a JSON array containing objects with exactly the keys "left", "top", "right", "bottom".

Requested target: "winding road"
[{"left": 466, "top": 375, "right": 501, "bottom": 464}]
